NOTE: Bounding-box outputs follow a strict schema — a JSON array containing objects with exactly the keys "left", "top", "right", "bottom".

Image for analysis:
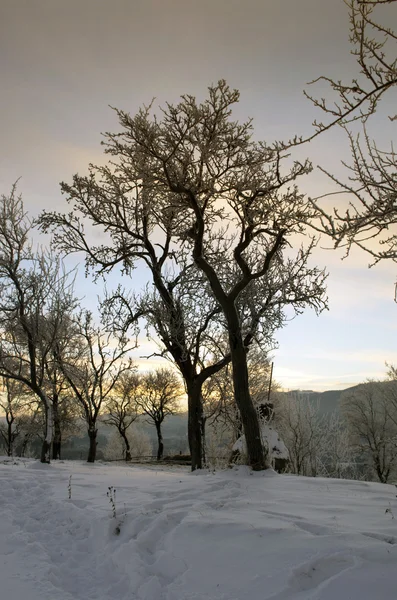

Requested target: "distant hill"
[{"left": 280, "top": 385, "right": 361, "bottom": 415}]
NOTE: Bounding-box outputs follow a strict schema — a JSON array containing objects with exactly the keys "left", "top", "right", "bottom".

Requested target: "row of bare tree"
[
  {"left": 2, "top": 316, "right": 397, "bottom": 486},
  {"left": 0, "top": 366, "right": 182, "bottom": 462}
]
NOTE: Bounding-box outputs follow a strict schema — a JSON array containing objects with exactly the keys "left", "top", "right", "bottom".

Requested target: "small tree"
[
  {"left": 137, "top": 368, "right": 182, "bottom": 460},
  {"left": 56, "top": 310, "right": 134, "bottom": 462},
  {"left": 104, "top": 425, "right": 152, "bottom": 461},
  {"left": 104, "top": 369, "right": 140, "bottom": 461}
]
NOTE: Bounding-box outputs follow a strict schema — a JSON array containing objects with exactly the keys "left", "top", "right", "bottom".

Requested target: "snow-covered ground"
[{"left": 0, "top": 459, "right": 396, "bottom": 600}]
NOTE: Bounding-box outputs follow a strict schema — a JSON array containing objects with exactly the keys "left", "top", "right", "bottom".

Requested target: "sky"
[{"left": 1, "top": 0, "right": 396, "bottom": 391}]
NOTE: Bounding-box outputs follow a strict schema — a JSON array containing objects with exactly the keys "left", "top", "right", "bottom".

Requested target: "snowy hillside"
[{"left": 0, "top": 460, "right": 396, "bottom": 600}]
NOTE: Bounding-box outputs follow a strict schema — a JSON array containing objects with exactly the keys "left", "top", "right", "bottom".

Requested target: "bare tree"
[
  {"left": 275, "top": 397, "right": 360, "bottom": 480},
  {"left": 101, "top": 267, "right": 233, "bottom": 471},
  {"left": 104, "top": 369, "right": 140, "bottom": 461},
  {"left": 41, "top": 81, "right": 327, "bottom": 470},
  {"left": 0, "top": 187, "right": 77, "bottom": 462},
  {"left": 43, "top": 318, "right": 80, "bottom": 460},
  {"left": 341, "top": 381, "right": 397, "bottom": 482},
  {"left": 56, "top": 310, "right": 134, "bottom": 462},
  {"left": 104, "top": 425, "right": 152, "bottom": 461},
  {"left": 136, "top": 368, "right": 182, "bottom": 461}
]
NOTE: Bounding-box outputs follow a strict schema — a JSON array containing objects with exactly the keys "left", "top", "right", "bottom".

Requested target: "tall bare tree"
[{"left": 40, "top": 81, "right": 327, "bottom": 470}]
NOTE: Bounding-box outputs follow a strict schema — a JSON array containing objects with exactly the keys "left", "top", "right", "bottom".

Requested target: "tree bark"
[
  {"left": 40, "top": 399, "right": 53, "bottom": 464},
  {"left": 87, "top": 427, "right": 97, "bottom": 463},
  {"left": 155, "top": 421, "right": 164, "bottom": 461},
  {"left": 192, "top": 218, "right": 267, "bottom": 470},
  {"left": 186, "top": 380, "right": 203, "bottom": 470},
  {"left": 52, "top": 396, "right": 61, "bottom": 460},
  {"left": 6, "top": 417, "right": 13, "bottom": 457},
  {"left": 201, "top": 416, "right": 207, "bottom": 467},
  {"left": 150, "top": 271, "right": 206, "bottom": 471},
  {"left": 226, "top": 305, "right": 267, "bottom": 470},
  {"left": 41, "top": 439, "right": 51, "bottom": 463},
  {"left": 120, "top": 429, "right": 132, "bottom": 461}
]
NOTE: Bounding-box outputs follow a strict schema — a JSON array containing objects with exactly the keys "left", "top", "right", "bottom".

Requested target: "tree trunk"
[
  {"left": 186, "top": 380, "right": 203, "bottom": 471},
  {"left": 52, "top": 396, "right": 61, "bottom": 460},
  {"left": 120, "top": 429, "right": 132, "bottom": 461},
  {"left": 155, "top": 421, "right": 164, "bottom": 461},
  {"left": 41, "top": 439, "right": 51, "bottom": 463},
  {"left": 374, "top": 455, "right": 388, "bottom": 483},
  {"left": 52, "top": 439, "right": 61, "bottom": 461},
  {"left": 87, "top": 427, "right": 97, "bottom": 463},
  {"left": 40, "top": 399, "right": 53, "bottom": 464},
  {"left": 226, "top": 306, "right": 267, "bottom": 471},
  {"left": 6, "top": 418, "right": 13, "bottom": 457},
  {"left": 150, "top": 271, "right": 207, "bottom": 471},
  {"left": 40, "top": 439, "right": 51, "bottom": 464},
  {"left": 235, "top": 408, "right": 243, "bottom": 437},
  {"left": 201, "top": 416, "right": 207, "bottom": 467}
]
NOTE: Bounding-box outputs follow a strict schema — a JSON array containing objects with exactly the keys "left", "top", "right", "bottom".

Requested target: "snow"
[
  {"left": 233, "top": 424, "right": 289, "bottom": 461},
  {"left": 0, "top": 459, "right": 396, "bottom": 600}
]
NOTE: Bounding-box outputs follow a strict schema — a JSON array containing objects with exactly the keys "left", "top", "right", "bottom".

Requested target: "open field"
[{"left": 0, "top": 459, "right": 396, "bottom": 600}]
